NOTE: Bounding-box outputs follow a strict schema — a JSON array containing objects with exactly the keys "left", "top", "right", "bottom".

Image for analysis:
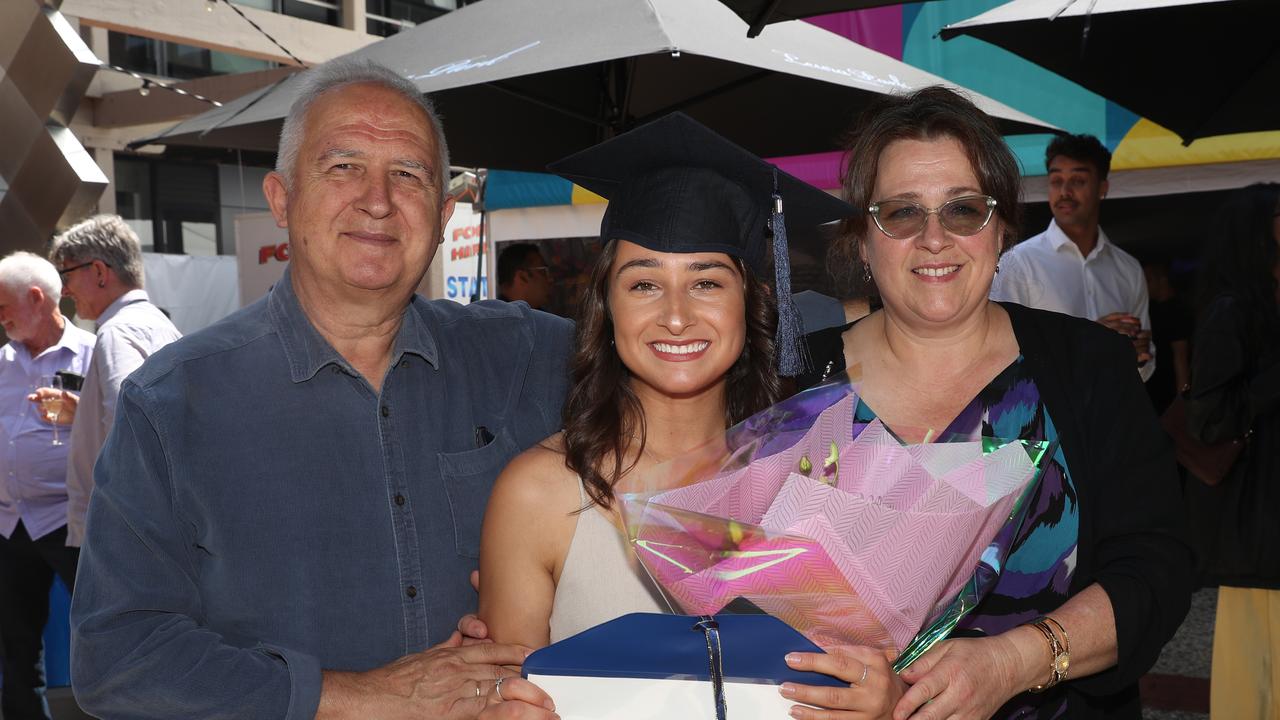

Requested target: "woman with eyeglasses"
[{"left": 793, "top": 87, "right": 1193, "bottom": 719}]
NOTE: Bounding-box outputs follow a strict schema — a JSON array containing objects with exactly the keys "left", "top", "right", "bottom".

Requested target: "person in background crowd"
[
  {"left": 29, "top": 214, "right": 183, "bottom": 547},
  {"left": 990, "top": 134, "right": 1155, "bottom": 380},
  {"left": 801, "top": 87, "right": 1191, "bottom": 719},
  {"left": 1183, "top": 182, "right": 1280, "bottom": 718},
  {"left": 496, "top": 242, "right": 553, "bottom": 310},
  {"left": 792, "top": 289, "right": 876, "bottom": 335},
  {"left": 0, "top": 252, "right": 94, "bottom": 720},
  {"left": 69, "top": 58, "right": 572, "bottom": 720},
  {"left": 1139, "top": 256, "right": 1191, "bottom": 414}
]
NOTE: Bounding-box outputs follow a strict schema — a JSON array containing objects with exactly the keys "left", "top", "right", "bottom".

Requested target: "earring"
[
  {"left": 862, "top": 263, "right": 872, "bottom": 283},
  {"left": 995, "top": 263, "right": 1001, "bottom": 274},
  {"left": 98, "top": 280, "right": 106, "bottom": 288}
]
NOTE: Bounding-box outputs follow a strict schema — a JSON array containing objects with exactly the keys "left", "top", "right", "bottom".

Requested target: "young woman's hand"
[{"left": 781, "top": 645, "right": 905, "bottom": 719}]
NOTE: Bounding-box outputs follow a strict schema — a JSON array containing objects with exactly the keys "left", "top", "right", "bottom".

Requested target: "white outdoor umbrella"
[{"left": 146, "top": 0, "right": 1053, "bottom": 170}]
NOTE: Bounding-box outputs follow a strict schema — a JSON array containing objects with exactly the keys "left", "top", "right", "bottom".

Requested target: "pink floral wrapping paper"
[{"left": 623, "top": 390, "right": 1050, "bottom": 652}]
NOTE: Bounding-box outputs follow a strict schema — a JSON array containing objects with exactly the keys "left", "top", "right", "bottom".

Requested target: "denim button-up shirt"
[{"left": 71, "top": 273, "right": 572, "bottom": 720}]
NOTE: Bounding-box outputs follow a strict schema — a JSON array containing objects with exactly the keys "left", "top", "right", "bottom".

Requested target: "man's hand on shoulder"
[{"left": 316, "top": 631, "right": 531, "bottom": 720}]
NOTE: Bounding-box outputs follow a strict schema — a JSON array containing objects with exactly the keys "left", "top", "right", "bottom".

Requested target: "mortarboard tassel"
[{"left": 771, "top": 168, "right": 808, "bottom": 377}]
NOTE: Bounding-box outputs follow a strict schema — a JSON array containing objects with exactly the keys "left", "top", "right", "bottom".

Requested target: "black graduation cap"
[{"left": 547, "top": 112, "right": 854, "bottom": 376}]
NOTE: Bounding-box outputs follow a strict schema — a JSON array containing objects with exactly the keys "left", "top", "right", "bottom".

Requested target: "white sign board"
[
  {"left": 142, "top": 253, "right": 239, "bottom": 334},
  {"left": 235, "top": 205, "right": 492, "bottom": 307},
  {"left": 234, "top": 211, "right": 289, "bottom": 307},
  {"left": 439, "top": 202, "right": 490, "bottom": 304}
]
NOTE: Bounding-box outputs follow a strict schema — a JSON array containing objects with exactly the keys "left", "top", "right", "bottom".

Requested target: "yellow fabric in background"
[
  {"left": 1113, "top": 120, "right": 1280, "bottom": 172},
  {"left": 1211, "top": 586, "right": 1280, "bottom": 719},
  {"left": 570, "top": 184, "right": 607, "bottom": 205}
]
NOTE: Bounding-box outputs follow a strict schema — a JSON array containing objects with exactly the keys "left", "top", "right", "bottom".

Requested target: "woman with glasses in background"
[{"left": 794, "top": 87, "right": 1193, "bottom": 719}]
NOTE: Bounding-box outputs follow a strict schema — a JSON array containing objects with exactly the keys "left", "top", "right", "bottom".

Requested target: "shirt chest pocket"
[{"left": 437, "top": 428, "right": 518, "bottom": 558}]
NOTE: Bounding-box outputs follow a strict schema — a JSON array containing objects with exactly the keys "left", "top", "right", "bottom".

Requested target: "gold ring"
[{"left": 475, "top": 680, "right": 482, "bottom": 698}]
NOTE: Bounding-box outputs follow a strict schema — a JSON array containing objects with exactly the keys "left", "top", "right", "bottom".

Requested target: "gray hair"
[
  {"left": 275, "top": 58, "right": 451, "bottom": 198},
  {"left": 0, "top": 251, "right": 61, "bottom": 305},
  {"left": 50, "top": 214, "right": 145, "bottom": 289}
]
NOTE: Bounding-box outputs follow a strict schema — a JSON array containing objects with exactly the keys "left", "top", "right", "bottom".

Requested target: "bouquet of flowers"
[{"left": 619, "top": 377, "right": 1056, "bottom": 671}]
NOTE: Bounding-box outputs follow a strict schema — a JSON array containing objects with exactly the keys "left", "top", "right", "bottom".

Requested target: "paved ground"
[{"left": 1141, "top": 587, "right": 1215, "bottom": 720}]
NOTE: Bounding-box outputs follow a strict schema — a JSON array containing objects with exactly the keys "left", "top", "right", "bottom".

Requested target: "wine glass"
[{"left": 36, "top": 374, "right": 65, "bottom": 446}]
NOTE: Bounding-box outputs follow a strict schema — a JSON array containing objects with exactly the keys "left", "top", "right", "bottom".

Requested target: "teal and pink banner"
[{"left": 486, "top": 0, "right": 1280, "bottom": 210}]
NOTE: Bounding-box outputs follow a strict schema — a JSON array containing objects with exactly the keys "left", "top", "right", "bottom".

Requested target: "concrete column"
[
  {"left": 85, "top": 25, "right": 108, "bottom": 58},
  {"left": 91, "top": 146, "right": 115, "bottom": 215},
  {"left": 340, "top": 0, "right": 366, "bottom": 33}
]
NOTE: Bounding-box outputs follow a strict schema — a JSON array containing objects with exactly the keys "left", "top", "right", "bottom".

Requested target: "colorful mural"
[{"left": 483, "top": 0, "right": 1280, "bottom": 209}]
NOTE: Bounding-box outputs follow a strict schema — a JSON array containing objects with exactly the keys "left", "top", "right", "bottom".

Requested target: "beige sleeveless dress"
[{"left": 548, "top": 478, "right": 669, "bottom": 643}]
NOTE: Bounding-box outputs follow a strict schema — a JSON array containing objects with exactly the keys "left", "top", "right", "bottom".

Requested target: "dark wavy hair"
[
  {"left": 497, "top": 243, "right": 541, "bottom": 286},
  {"left": 831, "top": 86, "right": 1023, "bottom": 295},
  {"left": 1045, "top": 133, "right": 1112, "bottom": 180},
  {"left": 1196, "top": 182, "right": 1280, "bottom": 353},
  {"left": 561, "top": 241, "right": 781, "bottom": 509}
]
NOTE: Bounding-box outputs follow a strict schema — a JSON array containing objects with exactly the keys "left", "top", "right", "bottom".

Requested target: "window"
[
  {"left": 113, "top": 155, "right": 221, "bottom": 255},
  {"left": 114, "top": 156, "right": 155, "bottom": 252},
  {"left": 283, "top": 0, "right": 339, "bottom": 25},
  {"left": 366, "top": 0, "right": 452, "bottom": 36},
  {"left": 108, "top": 31, "right": 272, "bottom": 79}
]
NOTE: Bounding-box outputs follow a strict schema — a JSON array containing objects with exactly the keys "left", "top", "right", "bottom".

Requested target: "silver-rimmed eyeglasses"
[{"left": 868, "top": 195, "right": 998, "bottom": 239}]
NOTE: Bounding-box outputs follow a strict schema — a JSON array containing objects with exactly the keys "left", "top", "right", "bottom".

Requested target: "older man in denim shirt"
[{"left": 70, "top": 59, "right": 571, "bottom": 720}]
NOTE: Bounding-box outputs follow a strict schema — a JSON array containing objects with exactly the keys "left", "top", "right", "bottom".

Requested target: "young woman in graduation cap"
[{"left": 477, "top": 114, "right": 904, "bottom": 718}]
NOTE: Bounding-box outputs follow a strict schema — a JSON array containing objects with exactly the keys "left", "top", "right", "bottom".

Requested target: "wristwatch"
[{"left": 1028, "top": 617, "right": 1070, "bottom": 692}]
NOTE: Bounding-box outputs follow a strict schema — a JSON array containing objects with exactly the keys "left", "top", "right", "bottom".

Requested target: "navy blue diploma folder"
[{"left": 523, "top": 613, "right": 843, "bottom": 719}]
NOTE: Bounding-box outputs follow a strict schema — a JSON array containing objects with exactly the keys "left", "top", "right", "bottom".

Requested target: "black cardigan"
[{"left": 800, "top": 302, "right": 1194, "bottom": 718}]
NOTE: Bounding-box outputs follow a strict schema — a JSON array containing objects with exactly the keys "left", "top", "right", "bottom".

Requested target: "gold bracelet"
[
  {"left": 1042, "top": 616, "right": 1070, "bottom": 660},
  {"left": 1027, "top": 617, "right": 1070, "bottom": 692}
]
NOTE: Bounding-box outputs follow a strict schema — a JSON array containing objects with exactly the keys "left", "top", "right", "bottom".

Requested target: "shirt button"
[
  {"left": 399, "top": 359, "right": 409, "bottom": 369},
  {"left": 406, "top": 585, "right": 418, "bottom": 598},
  {"left": 380, "top": 405, "right": 390, "bottom": 418},
  {"left": 331, "top": 366, "right": 340, "bottom": 374},
  {"left": 395, "top": 494, "right": 406, "bottom": 506}
]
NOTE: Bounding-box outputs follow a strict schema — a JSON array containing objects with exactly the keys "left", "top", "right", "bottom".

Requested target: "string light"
[
  {"left": 107, "top": 65, "right": 222, "bottom": 106},
  {"left": 209, "top": 0, "right": 307, "bottom": 67}
]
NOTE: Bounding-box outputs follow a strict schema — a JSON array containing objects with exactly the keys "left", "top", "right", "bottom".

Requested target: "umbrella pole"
[
  {"left": 748, "top": 0, "right": 784, "bottom": 38},
  {"left": 470, "top": 171, "right": 488, "bottom": 303}
]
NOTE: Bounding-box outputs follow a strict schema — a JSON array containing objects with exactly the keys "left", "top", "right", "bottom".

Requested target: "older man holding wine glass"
[
  {"left": 0, "top": 251, "right": 95, "bottom": 719},
  {"left": 32, "top": 214, "right": 183, "bottom": 549}
]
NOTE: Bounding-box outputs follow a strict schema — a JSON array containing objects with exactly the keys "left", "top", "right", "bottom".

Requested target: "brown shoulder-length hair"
[
  {"left": 561, "top": 240, "right": 781, "bottom": 509},
  {"left": 832, "top": 86, "right": 1024, "bottom": 294}
]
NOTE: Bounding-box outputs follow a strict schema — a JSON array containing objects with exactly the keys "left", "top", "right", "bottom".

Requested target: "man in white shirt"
[
  {"left": 44, "top": 215, "right": 183, "bottom": 546},
  {"left": 0, "top": 252, "right": 95, "bottom": 719},
  {"left": 991, "top": 134, "right": 1154, "bottom": 381}
]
